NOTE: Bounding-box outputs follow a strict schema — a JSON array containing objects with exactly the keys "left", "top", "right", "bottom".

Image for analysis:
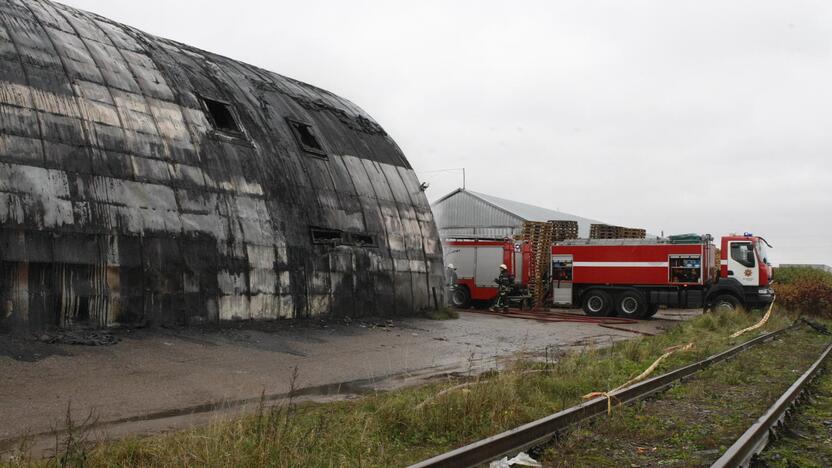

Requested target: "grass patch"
[
  {"left": 542, "top": 326, "right": 831, "bottom": 466},
  {"left": 424, "top": 308, "right": 460, "bottom": 320},
  {"left": 758, "top": 355, "right": 832, "bottom": 467},
  {"left": 8, "top": 309, "right": 799, "bottom": 467},
  {"left": 774, "top": 266, "right": 832, "bottom": 285}
]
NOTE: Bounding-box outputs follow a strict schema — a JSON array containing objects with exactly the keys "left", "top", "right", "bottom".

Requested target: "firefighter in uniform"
[
  {"left": 446, "top": 263, "right": 458, "bottom": 306},
  {"left": 490, "top": 264, "right": 514, "bottom": 313}
]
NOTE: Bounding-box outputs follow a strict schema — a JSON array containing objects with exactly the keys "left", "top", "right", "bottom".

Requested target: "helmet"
[
  {"left": 500, "top": 264, "right": 508, "bottom": 270},
  {"left": 447, "top": 263, "right": 455, "bottom": 270}
]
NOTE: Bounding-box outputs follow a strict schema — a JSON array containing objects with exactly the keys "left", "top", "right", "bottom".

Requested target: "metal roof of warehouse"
[
  {"left": 469, "top": 190, "right": 602, "bottom": 224},
  {"left": 433, "top": 188, "right": 603, "bottom": 225},
  {"left": 432, "top": 189, "right": 658, "bottom": 240},
  {"left": 430, "top": 188, "right": 605, "bottom": 239}
]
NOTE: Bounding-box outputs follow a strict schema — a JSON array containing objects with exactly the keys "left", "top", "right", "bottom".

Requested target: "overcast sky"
[{"left": 61, "top": 0, "right": 832, "bottom": 266}]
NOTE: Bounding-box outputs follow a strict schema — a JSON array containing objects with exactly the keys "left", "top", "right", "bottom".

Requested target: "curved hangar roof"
[{"left": 0, "top": 0, "right": 443, "bottom": 329}]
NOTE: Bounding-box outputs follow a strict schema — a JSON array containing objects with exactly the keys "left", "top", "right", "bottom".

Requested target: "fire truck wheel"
[
  {"left": 582, "top": 290, "right": 613, "bottom": 317},
  {"left": 709, "top": 294, "right": 743, "bottom": 313},
  {"left": 616, "top": 291, "right": 648, "bottom": 319},
  {"left": 451, "top": 286, "right": 471, "bottom": 308}
]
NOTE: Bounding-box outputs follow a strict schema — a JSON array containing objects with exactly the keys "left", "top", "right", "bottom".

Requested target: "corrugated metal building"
[
  {"left": 0, "top": 0, "right": 444, "bottom": 331},
  {"left": 431, "top": 189, "right": 602, "bottom": 240}
]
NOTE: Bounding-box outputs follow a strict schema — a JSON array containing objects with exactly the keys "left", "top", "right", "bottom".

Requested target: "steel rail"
[
  {"left": 409, "top": 324, "right": 798, "bottom": 468},
  {"left": 711, "top": 341, "right": 832, "bottom": 468}
]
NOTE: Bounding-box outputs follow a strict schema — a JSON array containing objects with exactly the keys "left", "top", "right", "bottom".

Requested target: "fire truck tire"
[
  {"left": 582, "top": 290, "right": 613, "bottom": 317},
  {"left": 616, "top": 290, "right": 648, "bottom": 319},
  {"left": 451, "top": 286, "right": 471, "bottom": 308},
  {"left": 709, "top": 294, "right": 743, "bottom": 313}
]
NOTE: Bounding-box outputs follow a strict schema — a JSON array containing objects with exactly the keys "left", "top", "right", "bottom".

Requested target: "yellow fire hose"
[
  {"left": 730, "top": 299, "right": 775, "bottom": 338},
  {"left": 584, "top": 299, "right": 776, "bottom": 415}
]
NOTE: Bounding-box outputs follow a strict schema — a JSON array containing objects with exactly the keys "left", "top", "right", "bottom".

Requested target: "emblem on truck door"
[{"left": 744, "top": 269, "right": 753, "bottom": 277}]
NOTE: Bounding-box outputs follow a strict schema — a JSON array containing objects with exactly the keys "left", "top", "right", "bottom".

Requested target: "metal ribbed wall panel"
[
  {"left": 432, "top": 191, "right": 522, "bottom": 239},
  {"left": 432, "top": 189, "right": 603, "bottom": 240},
  {"left": 438, "top": 226, "right": 520, "bottom": 239},
  {"left": 0, "top": 0, "right": 444, "bottom": 330}
]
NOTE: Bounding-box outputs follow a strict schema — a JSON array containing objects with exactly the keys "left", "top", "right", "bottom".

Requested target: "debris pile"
[{"left": 37, "top": 330, "right": 121, "bottom": 347}]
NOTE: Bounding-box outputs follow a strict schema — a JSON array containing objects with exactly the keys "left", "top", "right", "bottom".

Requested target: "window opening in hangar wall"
[
  {"left": 201, "top": 96, "right": 244, "bottom": 135},
  {"left": 310, "top": 228, "right": 377, "bottom": 248},
  {"left": 287, "top": 119, "right": 327, "bottom": 157},
  {"left": 311, "top": 227, "right": 343, "bottom": 245},
  {"left": 348, "top": 233, "right": 377, "bottom": 247}
]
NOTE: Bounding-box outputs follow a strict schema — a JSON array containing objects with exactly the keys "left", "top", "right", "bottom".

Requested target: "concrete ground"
[{"left": 0, "top": 309, "right": 699, "bottom": 455}]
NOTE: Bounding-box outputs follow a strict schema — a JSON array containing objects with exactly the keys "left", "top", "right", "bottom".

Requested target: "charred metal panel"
[{"left": 0, "top": 0, "right": 444, "bottom": 331}]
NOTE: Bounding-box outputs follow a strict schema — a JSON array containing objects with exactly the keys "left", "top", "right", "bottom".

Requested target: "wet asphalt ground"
[{"left": 0, "top": 309, "right": 699, "bottom": 456}]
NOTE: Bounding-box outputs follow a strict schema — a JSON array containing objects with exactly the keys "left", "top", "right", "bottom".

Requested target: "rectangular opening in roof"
[
  {"left": 348, "top": 233, "right": 377, "bottom": 247},
  {"left": 201, "top": 97, "right": 243, "bottom": 135},
  {"left": 310, "top": 228, "right": 377, "bottom": 248},
  {"left": 311, "top": 227, "right": 343, "bottom": 245},
  {"left": 287, "top": 118, "right": 326, "bottom": 157}
]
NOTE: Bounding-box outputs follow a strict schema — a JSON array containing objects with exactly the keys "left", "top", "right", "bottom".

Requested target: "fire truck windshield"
[{"left": 756, "top": 242, "right": 770, "bottom": 265}]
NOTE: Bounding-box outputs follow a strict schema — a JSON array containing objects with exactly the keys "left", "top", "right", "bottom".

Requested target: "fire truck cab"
[{"left": 715, "top": 234, "right": 775, "bottom": 311}]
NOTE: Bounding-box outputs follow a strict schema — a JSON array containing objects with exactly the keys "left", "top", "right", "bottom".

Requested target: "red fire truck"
[
  {"left": 446, "top": 233, "right": 774, "bottom": 319},
  {"left": 445, "top": 238, "right": 531, "bottom": 308}
]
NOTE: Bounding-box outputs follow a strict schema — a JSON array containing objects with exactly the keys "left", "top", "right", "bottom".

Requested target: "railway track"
[
  {"left": 408, "top": 322, "right": 830, "bottom": 468},
  {"left": 712, "top": 340, "right": 832, "bottom": 467}
]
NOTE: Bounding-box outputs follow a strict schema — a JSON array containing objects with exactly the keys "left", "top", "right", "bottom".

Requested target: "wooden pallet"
[
  {"left": 590, "top": 224, "right": 646, "bottom": 239},
  {"left": 522, "top": 221, "right": 553, "bottom": 307},
  {"left": 549, "top": 220, "right": 579, "bottom": 241}
]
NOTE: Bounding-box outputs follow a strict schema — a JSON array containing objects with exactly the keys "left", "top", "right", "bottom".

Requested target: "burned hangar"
[{"left": 0, "top": 0, "right": 444, "bottom": 330}]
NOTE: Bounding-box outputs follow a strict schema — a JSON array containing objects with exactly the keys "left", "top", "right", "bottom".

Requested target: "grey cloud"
[{"left": 62, "top": 0, "right": 832, "bottom": 264}]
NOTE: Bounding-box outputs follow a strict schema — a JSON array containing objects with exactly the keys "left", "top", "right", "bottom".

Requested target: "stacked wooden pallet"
[
  {"left": 590, "top": 224, "right": 647, "bottom": 239},
  {"left": 548, "top": 220, "right": 579, "bottom": 241},
  {"left": 590, "top": 224, "right": 616, "bottom": 239},
  {"left": 621, "top": 227, "right": 647, "bottom": 239},
  {"left": 522, "top": 221, "right": 554, "bottom": 307}
]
